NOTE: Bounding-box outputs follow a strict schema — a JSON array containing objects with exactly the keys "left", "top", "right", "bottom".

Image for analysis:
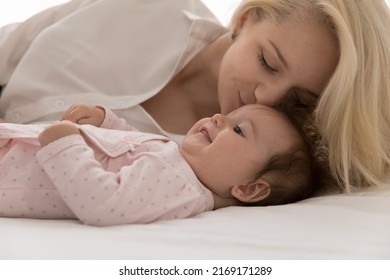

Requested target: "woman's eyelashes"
[
  {"left": 292, "top": 91, "right": 318, "bottom": 108},
  {"left": 259, "top": 52, "right": 277, "bottom": 74}
]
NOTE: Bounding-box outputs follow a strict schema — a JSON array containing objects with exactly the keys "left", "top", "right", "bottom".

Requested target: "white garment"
[{"left": 0, "top": 0, "right": 226, "bottom": 143}]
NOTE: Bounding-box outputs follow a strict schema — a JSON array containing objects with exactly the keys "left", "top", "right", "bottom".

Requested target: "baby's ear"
[{"left": 231, "top": 179, "right": 271, "bottom": 203}]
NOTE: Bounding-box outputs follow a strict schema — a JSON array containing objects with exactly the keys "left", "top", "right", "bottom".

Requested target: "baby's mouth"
[{"left": 200, "top": 127, "right": 212, "bottom": 143}]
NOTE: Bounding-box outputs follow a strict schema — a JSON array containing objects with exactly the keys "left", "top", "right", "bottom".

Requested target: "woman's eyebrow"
[{"left": 269, "top": 40, "right": 288, "bottom": 69}]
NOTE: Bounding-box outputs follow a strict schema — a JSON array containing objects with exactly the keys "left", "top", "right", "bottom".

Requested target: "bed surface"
[{"left": 1, "top": 186, "right": 389, "bottom": 260}]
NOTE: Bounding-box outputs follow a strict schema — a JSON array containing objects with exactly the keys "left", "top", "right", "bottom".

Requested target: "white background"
[
  {"left": 0, "top": 0, "right": 242, "bottom": 27},
  {"left": 1, "top": 0, "right": 390, "bottom": 27}
]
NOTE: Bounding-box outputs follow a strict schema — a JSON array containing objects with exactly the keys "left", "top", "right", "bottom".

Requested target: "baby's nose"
[{"left": 211, "top": 113, "right": 225, "bottom": 127}]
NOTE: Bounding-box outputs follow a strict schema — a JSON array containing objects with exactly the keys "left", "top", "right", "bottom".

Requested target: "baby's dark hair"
[{"left": 245, "top": 104, "right": 332, "bottom": 206}]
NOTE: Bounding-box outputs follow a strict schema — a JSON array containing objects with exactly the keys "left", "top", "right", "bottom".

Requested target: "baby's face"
[{"left": 180, "top": 104, "right": 301, "bottom": 197}]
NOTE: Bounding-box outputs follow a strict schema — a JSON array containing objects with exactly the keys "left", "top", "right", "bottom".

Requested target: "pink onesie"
[{"left": 0, "top": 109, "right": 214, "bottom": 226}]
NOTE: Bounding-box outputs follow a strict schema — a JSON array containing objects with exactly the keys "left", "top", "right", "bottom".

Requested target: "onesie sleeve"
[
  {"left": 98, "top": 105, "right": 137, "bottom": 131},
  {"left": 0, "top": 0, "right": 96, "bottom": 85},
  {"left": 35, "top": 133, "right": 190, "bottom": 226}
]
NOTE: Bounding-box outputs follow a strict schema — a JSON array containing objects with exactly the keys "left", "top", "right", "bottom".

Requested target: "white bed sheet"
[{"left": 1, "top": 187, "right": 389, "bottom": 260}]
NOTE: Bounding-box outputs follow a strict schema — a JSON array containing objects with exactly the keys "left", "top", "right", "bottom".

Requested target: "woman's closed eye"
[
  {"left": 259, "top": 52, "right": 277, "bottom": 75},
  {"left": 292, "top": 91, "right": 318, "bottom": 110}
]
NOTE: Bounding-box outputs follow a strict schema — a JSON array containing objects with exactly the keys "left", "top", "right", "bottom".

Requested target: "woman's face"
[{"left": 218, "top": 13, "right": 339, "bottom": 114}]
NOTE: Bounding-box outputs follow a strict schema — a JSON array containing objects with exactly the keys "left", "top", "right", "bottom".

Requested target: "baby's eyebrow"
[{"left": 248, "top": 118, "right": 258, "bottom": 142}]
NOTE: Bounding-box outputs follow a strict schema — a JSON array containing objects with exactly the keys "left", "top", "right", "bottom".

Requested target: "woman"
[{"left": 0, "top": 0, "right": 389, "bottom": 191}]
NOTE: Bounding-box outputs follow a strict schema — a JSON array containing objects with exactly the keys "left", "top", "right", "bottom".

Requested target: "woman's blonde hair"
[{"left": 230, "top": 0, "right": 390, "bottom": 192}]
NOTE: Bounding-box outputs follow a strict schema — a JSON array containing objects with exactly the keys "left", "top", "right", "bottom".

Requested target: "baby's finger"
[
  {"left": 61, "top": 104, "right": 79, "bottom": 121},
  {"left": 62, "top": 104, "right": 90, "bottom": 123}
]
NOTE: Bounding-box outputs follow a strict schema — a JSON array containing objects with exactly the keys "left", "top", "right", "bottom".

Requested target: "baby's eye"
[{"left": 233, "top": 125, "right": 244, "bottom": 137}]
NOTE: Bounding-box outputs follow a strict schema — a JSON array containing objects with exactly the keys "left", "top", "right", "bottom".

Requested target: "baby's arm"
[
  {"left": 40, "top": 103, "right": 105, "bottom": 147},
  {"left": 38, "top": 122, "right": 80, "bottom": 147},
  {"left": 35, "top": 136, "right": 177, "bottom": 226},
  {"left": 62, "top": 103, "right": 136, "bottom": 131}
]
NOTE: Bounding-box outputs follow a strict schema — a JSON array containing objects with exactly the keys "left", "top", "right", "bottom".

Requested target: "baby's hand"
[
  {"left": 61, "top": 103, "right": 105, "bottom": 126},
  {"left": 38, "top": 122, "right": 80, "bottom": 147}
]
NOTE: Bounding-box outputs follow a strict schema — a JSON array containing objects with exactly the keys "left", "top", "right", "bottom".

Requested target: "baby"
[{"left": 0, "top": 103, "right": 314, "bottom": 226}]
